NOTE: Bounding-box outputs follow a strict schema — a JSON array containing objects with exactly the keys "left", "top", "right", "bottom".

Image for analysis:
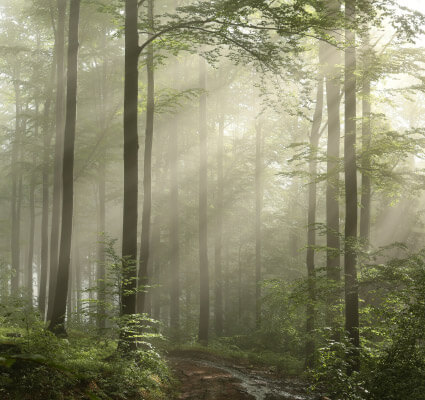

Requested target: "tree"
[
  {"left": 10, "top": 65, "right": 22, "bottom": 294},
  {"left": 255, "top": 119, "right": 263, "bottom": 328},
  {"left": 305, "top": 72, "right": 324, "bottom": 369},
  {"left": 344, "top": 0, "right": 360, "bottom": 373},
  {"left": 214, "top": 100, "right": 224, "bottom": 336},
  {"left": 198, "top": 57, "right": 209, "bottom": 345},
  {"left": 169, "top": 78, "right": 181, "bottom": 337},
  {"left": 120, "top": 0, "right": 139, "bottom": 333},
  {"left": 48, "top": 0, "right": 66, "bottom": 321},
  {"left": 39, "top": 56, "right": 55, "bottom": 317},
  {"left": 137, "top": 0, "right": 155, "bottom": 315},
  {"left": 49, "top": 0, "right": 81, "bottom": 335},
  {"left": 360, "top": 21, "right": 371, "bottom": 245},
  {"left": 323, "top": 0, "right": 342, "bottom": 337}
]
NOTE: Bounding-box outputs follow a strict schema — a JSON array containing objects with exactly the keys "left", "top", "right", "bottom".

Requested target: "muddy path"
[{"left": 168, "top": 350, "right": 315, "bottom": 400}]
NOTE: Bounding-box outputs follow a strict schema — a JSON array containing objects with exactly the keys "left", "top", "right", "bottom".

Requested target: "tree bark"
[
  {"left": 169, "top": 89, "right": 180, "bottom": 338},
  {"left": 344, "top": 0, "right": 360, "bottom": 373},
  {"left": 198, "top": 58, "right": 209, "bottom": 345},
  {"left": 48, "top": 0, "right": 81, "bottom": 335},
  {"left": 152, "top": 218, "right": 161, "bottom": 320},
  {"left": 255, "top": 121, "right": 263, "bottom": 328},
  {"left": 120, "top": 0, "right": 139, "bottom": 347},
  {"left": 305, "top": 74, "right": 324, "bottom": 369},
  {"left": 214, "top": 109, "right": 224, "bottom": 336},
  {"left": 48, "top": 0, "right": 66, "bottom": 321},
  {"left": 11, "top": 68, "right": 21, "bottom": 293},
  {"left": 27, "top": 150, "right": 37, "bottom": 303},
  {"left": 137, "top": 0, "right": 155, "bottom": 316},
  {"left": 360, "top": 30, "right": 371, "bottom": 245},
  {"left": 97, "top": 161, "right": 106, "bottom": 330},
  {"left": 73, "top": 232, "right": 82, "bottom": 324},
  {"left": 323, "top": 0, "right": 342, "bottom": 337},
  {"left": 39, "top": 55, "right": 55, "bottom": 318}
]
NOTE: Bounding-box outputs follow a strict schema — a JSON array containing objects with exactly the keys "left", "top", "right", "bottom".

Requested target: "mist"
[{"left": 1, "top": 0, "right": 425, "bottom": 399}]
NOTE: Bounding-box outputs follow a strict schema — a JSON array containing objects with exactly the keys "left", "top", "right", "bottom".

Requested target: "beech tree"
[{"left": 49, "top": 0, "right": 81, "bottom": 335}]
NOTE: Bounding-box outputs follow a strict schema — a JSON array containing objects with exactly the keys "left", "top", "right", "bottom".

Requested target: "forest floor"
[{"left": 168, "top": 349, "right": 313, "bottom": 400}]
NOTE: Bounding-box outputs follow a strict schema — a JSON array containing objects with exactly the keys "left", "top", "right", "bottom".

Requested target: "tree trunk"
[
  {"left": 305, "top": 74, "right": 324, "bottom": 369},
  {"left": 198, "top": 58, "right": 209, "bottom": 345},
  {"left": 11, "top": 69, "right": 21, "bottom": 293},
  {"left": 214, "top": 109, "right": 224, "bottom": 336},
  {"left": 67, "top": 257, "right": 72, "bottom": 323},
  {"left": 344, "top": 0, "right": 360, "bottom": 373},
  {"left": 39, "top": 55, "right": 55, "bottom": 318},
  {"left": 48, "top": 0, "right": 66, "bottom": 321},
  {"left": 324, "top": 0, "right": 342, "bottom": 337},
  {"left": 152, "top": 218, "right": 161, "bottom": 320},
  {"left": 238, "top": 243, "right": 243, "bottom": 322},
  {"left": 169, "top": 0, "right": 180, "bottom": 335},
  {"left": 27, "top": 152, "right": 36, "bottom": 303},
  {"left": 137, "top": 0, "right": 155, "bottom": 315},
  {"left": 120, "top": 0, "right": 139, "bottom": 347},
  {"left": 360, "top": 31, "right": 371, "bottom": 245},
  {"left": 169, "top": 95, "right": 180, "bottom": 338},
  {"left": 73, "top": 233, "right": 82, "bottom": 324},
  {"left": 255, "top": 121, "right": 263, "bottom": 328},
  {"left": 97, "top": 161, "right": 106, "bottom": 330},
  {"left": 48, "top": 0, "right": 81, "bottom": 335}
]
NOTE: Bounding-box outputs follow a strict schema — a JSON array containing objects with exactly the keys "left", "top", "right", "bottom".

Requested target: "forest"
[{"left": 1, "top": 0, "right": 425, "bottom": 399}]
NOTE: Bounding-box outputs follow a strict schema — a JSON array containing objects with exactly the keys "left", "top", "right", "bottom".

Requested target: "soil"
[{"left": 168, "top": 350, "right": 312, "bottom": 400}]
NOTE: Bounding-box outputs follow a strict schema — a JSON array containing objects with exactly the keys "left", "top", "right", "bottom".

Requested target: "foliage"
[{"left": 0, "top": 301, "right": 172, "bottom": 400}]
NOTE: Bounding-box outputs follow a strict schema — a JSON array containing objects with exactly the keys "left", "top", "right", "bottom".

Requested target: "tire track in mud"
[{"left": 168, "top": 351, "right": 312, "bottom": 400}]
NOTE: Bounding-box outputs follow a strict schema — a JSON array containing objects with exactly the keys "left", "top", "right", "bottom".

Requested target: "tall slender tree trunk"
[
  {"left": 238, "top": 242, "right": 243, "bottom": 322},
  {"left": 223, "top": 242, "right": 230, "bottom": 334},
  {"left": 360, "top": 31, "right": 371, "bottom": 245},
  {"left": 120, "top": 0, "right": 139, "bottom": 347},
  {"left": 169, "top": 96, "right": 180, "bottom": 338},
  {"left": 67, "top": 257, "right": 72, "bottom": 323},
  {"left": 73, "top": 232, "right": 82, "bottom": 323},
  {"left": 97, "top": 161, "right": 106, "bottom": 330},
  {"left": 97, "top": 36, "right": 108, "bottom": 331},
  {"left": 49, "top": 0, "right": 81, "bottom": 335},
  {"left": 305, "top": 74, "right": 324, "bottom": 369},
  {"left": 39, "top": 56, "right": 55, "bottom": 318},
  {"left": 11, "top": 69, "right": 21, "bottom": 294},
  {"left": 27, "top": 154, "right": 36, "bottom": 302},
  {"left": 198, "top": 58, "right": 209, "bottom": 345},
  {"left": 151, "top": 218, "right": 161, "bottom": 320},
  {"left": 255, "top": 121, "right": 263, "bottom": 328},
  {"left": 27, "top": 102, "right": 40, "bottom": 304},
  {"left": 137, "top": 0, "right": 155, "bottom": 316},
  {"left": 48, "top": 0, "right": 66, "bottom": 320},
  {"left": 344, "top": 0, "right": 360, "bottom": 373},
  {"left": 214, "top": 109, "right": 224, "bottom": 336},
  {"left": 324, "top": 0, "right": 342, "bottom": 337}
]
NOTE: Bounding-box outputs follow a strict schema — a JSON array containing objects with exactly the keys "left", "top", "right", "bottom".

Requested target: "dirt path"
[{"left": 168, "top": 350, "right": 313, "bottom": 400}]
